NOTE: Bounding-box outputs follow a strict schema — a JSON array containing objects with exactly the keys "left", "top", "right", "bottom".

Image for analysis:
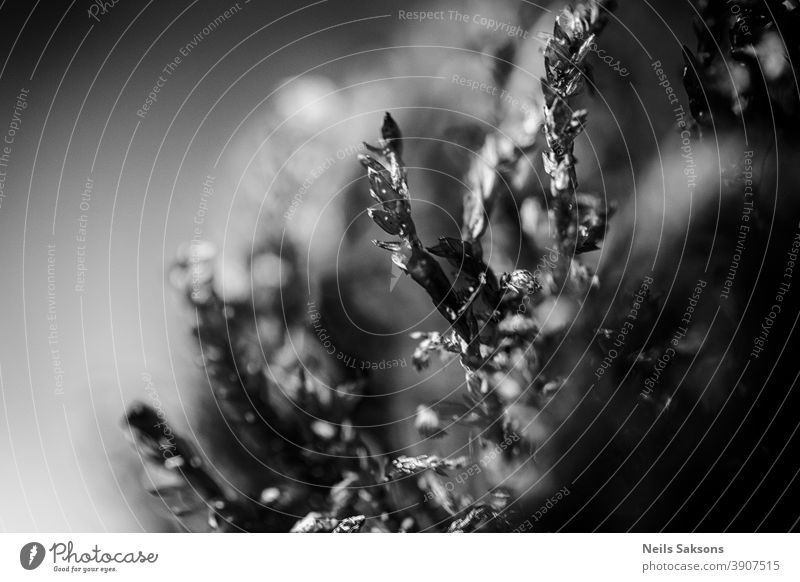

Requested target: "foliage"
[{"left": 123, "top": 0, "right": 798, "bottom": 532}]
